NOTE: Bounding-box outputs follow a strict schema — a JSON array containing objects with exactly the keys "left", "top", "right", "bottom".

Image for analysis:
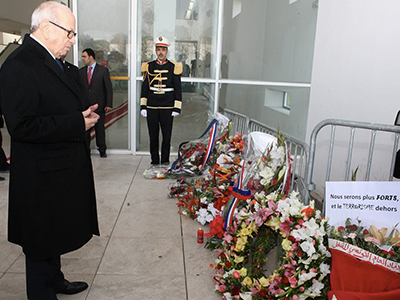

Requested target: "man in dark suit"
[
  {"left": 0, "top": 2, "right": 100, "bottom": 299},
  {"left": 79, "top": 48, "right": 113, "bottom": 157}
]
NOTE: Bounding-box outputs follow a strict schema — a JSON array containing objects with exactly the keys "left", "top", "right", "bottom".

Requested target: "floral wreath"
[{"left": 211, "top": 191, "right": 331, "bottom": 300}]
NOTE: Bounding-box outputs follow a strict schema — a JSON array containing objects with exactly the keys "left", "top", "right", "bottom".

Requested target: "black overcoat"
[{"left": 0, "top": 34, "right": 99, "bottom": 260}]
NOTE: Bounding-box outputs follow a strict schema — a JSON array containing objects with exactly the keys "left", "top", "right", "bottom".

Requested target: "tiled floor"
[{"left": 0, "top": 135, "right": 220, "bottom": 299}]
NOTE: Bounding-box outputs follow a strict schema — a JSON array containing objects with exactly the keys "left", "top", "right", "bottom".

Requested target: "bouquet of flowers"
[
  {"left": 329, "top": 218, "right": 400, "bottom": 263},
  {"left": 211, "top": 192, "right": 331, "bottom": 300},
  {"left": 168, "top": 113, "right": 231, "bottom": 177}
]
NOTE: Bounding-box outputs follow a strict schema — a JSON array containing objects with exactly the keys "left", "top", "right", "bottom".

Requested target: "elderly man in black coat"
[{"left": 0, "top": 2, "right": 100, "bottom": 299}]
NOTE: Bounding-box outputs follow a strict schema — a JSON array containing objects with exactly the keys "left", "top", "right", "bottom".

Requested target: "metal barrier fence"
[
  {"left": 223, "top": 111, "right": 400, "bottom": 207},
  {"left": 222, "top": 109, "right": 309, "bottom": 200},
  {"left": 248, "top": 119, "right": 310, "bottom": 201},
  {"left": 223, "top": 109, "right": 250, "bottom": 135},
  {"left": 305, "top": 119, "right": 400, "bottom": 206}
]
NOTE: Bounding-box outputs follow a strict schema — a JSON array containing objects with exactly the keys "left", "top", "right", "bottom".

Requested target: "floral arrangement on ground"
[
  {"left": 169, "top": 132, "right": 245, "bottom": 225},
  {"left": 210, "top": 191, "right": 331, "bottom": 300},
  {"left": 329, "top": 218, "right": 400, "bottom": 263}
]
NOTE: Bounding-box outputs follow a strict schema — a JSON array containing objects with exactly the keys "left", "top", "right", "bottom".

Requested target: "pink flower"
[
  {"left": 219, "top": 285, "right": 226, "bottom": 292},
  {"left": 233, "top": 271, "right": 241, "bottom": 279},
  {"left": 289, "top": 276, "right": 298, "bottom": 288},
  {"left": 365, "top": 236, "right": 381, "bottom": 245}
]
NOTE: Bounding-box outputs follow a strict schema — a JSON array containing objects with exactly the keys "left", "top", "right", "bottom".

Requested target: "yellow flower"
[
  {"left": 239, "top": 267, "right": 247, "bottom": 277},
  {"left": 391, "top": 229, "right": 400, "bottom": 246},
  {"left": 234, "top": 255, "right": 244, "bottom": 264},
  {"left": 259, "top": 276, "right": 270, "bottom": 287},
  {"left": 265, "top": 216, "right": 280, "bottom": 230},
  {"left": 235, "top": 236, "right": 248, "bottom": 252},
  {"left": 248, "top": 221, "right": 258, "bottom": 234},
  {"left": 238, "top": 226, "right": 252, "bottom": 237},
  {"left": 281, "top": 238, "right": 292, "bottom": 251},
  {"left": 242, "top": 276, "right": 253, "bottom": 287}
]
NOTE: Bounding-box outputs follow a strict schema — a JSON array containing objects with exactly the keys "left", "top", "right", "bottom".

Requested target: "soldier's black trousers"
[{"left": 146, "top": 109, "right": 174, "bottom": 165}]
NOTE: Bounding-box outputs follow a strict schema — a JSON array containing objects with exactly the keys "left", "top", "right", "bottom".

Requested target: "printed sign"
[{"left": 325, "top": 181, "right": 400, "bottom": 228}]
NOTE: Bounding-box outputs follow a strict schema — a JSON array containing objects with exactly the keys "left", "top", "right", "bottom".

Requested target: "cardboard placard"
[{"left": 325, "top": 181, "right": 400, "bottom": 228}]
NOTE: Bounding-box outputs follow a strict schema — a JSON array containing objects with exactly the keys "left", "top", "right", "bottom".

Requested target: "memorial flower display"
[
  {"left": 169, "top": 132, "right": 245, "bottom": 225},
  {"left": 329, "top": 218, "right": 400, "bottom": 263},
  {"left": 169, "top": 123, "right": 333, "bottom": 299},
  {"left": 211, "top": 192, "right": 331, "bottom": 300}
]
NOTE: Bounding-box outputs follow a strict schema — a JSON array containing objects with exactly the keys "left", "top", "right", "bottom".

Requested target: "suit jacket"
[
  {"left": 0, "top": 34, "right": 99, "bottom": 260},
  {"left": 79, "top": 63, "right": 113, "bottom": 112}
]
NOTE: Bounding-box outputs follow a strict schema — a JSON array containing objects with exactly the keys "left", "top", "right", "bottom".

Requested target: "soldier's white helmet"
[{"left": 154, "top": 36, "right": 169, "bottom": 48}]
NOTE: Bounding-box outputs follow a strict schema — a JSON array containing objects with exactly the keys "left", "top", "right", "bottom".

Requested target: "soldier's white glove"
[
  {"left": 171, "top": 111, "right": 179, "bottom": 117},
  {"left": 141, "top": 109, "right": 147, "bottom": 117}
]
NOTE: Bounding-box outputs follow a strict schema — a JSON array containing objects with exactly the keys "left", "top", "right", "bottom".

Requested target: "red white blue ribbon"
[
  {"left": 224, "top": 175, "right": 251, "bottom": 231},
  {"left": 200, "top": 120, "right": 218, "bottom": 171}
]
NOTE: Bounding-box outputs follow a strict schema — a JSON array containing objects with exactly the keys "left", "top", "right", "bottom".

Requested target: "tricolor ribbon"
[
  {"left": 169, "top": 118, "right": 219, "bottom": 174},
  {"left": 224, "top": 179, "right": 251, "bottom": 231}
]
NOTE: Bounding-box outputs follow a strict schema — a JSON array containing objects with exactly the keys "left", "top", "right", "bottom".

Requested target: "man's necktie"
[
  {"left": 55, "top": 59, "right": 64, "bottom": 71},
  {"left": 88, "top": 66, "right": 92, "bottom": 85}
]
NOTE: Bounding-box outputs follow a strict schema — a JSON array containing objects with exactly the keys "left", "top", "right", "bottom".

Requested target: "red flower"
[
  {"left": 281, "top": 276, "right": 289, "bottom": 284},
  {"left": 258, "top": 289, "right": 268, "bottom": 297},
  {"left": 301, "top": 206, "right": 315, "bottom": 218},
  {"left": 225, "top": 260, "right": 232, "bottom": 268},
  {"left": 204, "top": 214, "right": 225, "bottom": 238},
  {"left": 337, "top": 226, "right": 345, "bottom": 233},
  {"left": 363, "top": 229, "right": 369, "bottom": 235},
  {"left": 346, "top": 224, "right": 358, "bottom": 231},
  {"left": 232, "top": 286, "right": 241, "bottom": 296}
]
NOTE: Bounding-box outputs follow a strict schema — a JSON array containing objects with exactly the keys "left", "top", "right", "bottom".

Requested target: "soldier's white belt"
[{"left": 150, "top": 87, "right": 174, "bottom": 92}]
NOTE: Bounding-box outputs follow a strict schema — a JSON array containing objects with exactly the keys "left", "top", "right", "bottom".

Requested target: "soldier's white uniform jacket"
[{"left": 140, "top": 59, "right": 182, "bottom": 113}]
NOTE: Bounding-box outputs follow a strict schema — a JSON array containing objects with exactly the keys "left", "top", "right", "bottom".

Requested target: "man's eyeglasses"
[{"left": 49, "top": 21, "right": 76, "bottom": 39}]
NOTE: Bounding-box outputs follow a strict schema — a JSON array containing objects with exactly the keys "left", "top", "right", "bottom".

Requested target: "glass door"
[
  {"left": 76, "top": 0, "right": 131, "bottom": 151},
  {"left": 136, "top": 0, "right": 220, "bottom": 154}
]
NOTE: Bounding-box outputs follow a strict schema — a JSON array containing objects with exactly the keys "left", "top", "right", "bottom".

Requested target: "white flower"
[
  {"left": 207, "top": 203, "right": 219, "bottom": 217},
  {"left": 303, "top": 218, "right": 320, "bottom": 237},
  {"left": 239, "top": 292, "right": 252, "bottom": 300},
  {"left": 301, "top": 253, "right": 320, "bottom": 265},
  {"left": 318, "top": 243, "right": 331, "bottom": 258},
  {"left": 259, "top": 167, "right": 274, "bottom": 185},
  {"left": 223, "top": 292, "right": 233, "bottom": 300},
  {"left": 292, "top": 227, "right": 308, "bottom": 240},
  {"left": 200, "top": 197, "right": 208, "bottom": 204},
  {"left": 305, "top": 280, "right": 325, "bottom": 296},
  {"left": 298, "top": 271, "right": 317, "bottom": 285},
  {"left": 300, "top": 240, "right": 316, "bottom": 257},
  {"left": 319, "top": 263, "right": 330, "bottom": 277}
]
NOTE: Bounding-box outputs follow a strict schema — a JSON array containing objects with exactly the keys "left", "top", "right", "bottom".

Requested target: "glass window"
[
  {"left": 137, "top": 0, "right": 219, "bottom": 79},
  {"left": 77, "top": 0, "right": 131, "bottom": 150},
  {"left": 137, "top": 82, "right": 215, "bottom": 153}
]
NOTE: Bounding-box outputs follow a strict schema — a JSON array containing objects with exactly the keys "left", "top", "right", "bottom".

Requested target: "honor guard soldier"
[{"left": 140, "top": 36, "right": 183, "bottom": 165}]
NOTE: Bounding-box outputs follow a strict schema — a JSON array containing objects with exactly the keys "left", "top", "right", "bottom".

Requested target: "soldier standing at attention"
[{"left": 140, "top": 36, "right": 182, "bottom": 166}]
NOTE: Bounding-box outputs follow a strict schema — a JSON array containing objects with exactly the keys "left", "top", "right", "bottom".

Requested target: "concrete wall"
[{"left": 307, "top": 0, "right": 400, "bottom": 195}]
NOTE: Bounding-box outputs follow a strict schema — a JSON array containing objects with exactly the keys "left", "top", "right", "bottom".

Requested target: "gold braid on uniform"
[{"left": 142, "top": 63, "right": 164, "bottom": 89}]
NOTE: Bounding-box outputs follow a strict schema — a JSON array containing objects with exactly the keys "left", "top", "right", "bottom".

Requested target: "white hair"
[{"left": 30, "top": 1, "right": 70, "bottom": 32}]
